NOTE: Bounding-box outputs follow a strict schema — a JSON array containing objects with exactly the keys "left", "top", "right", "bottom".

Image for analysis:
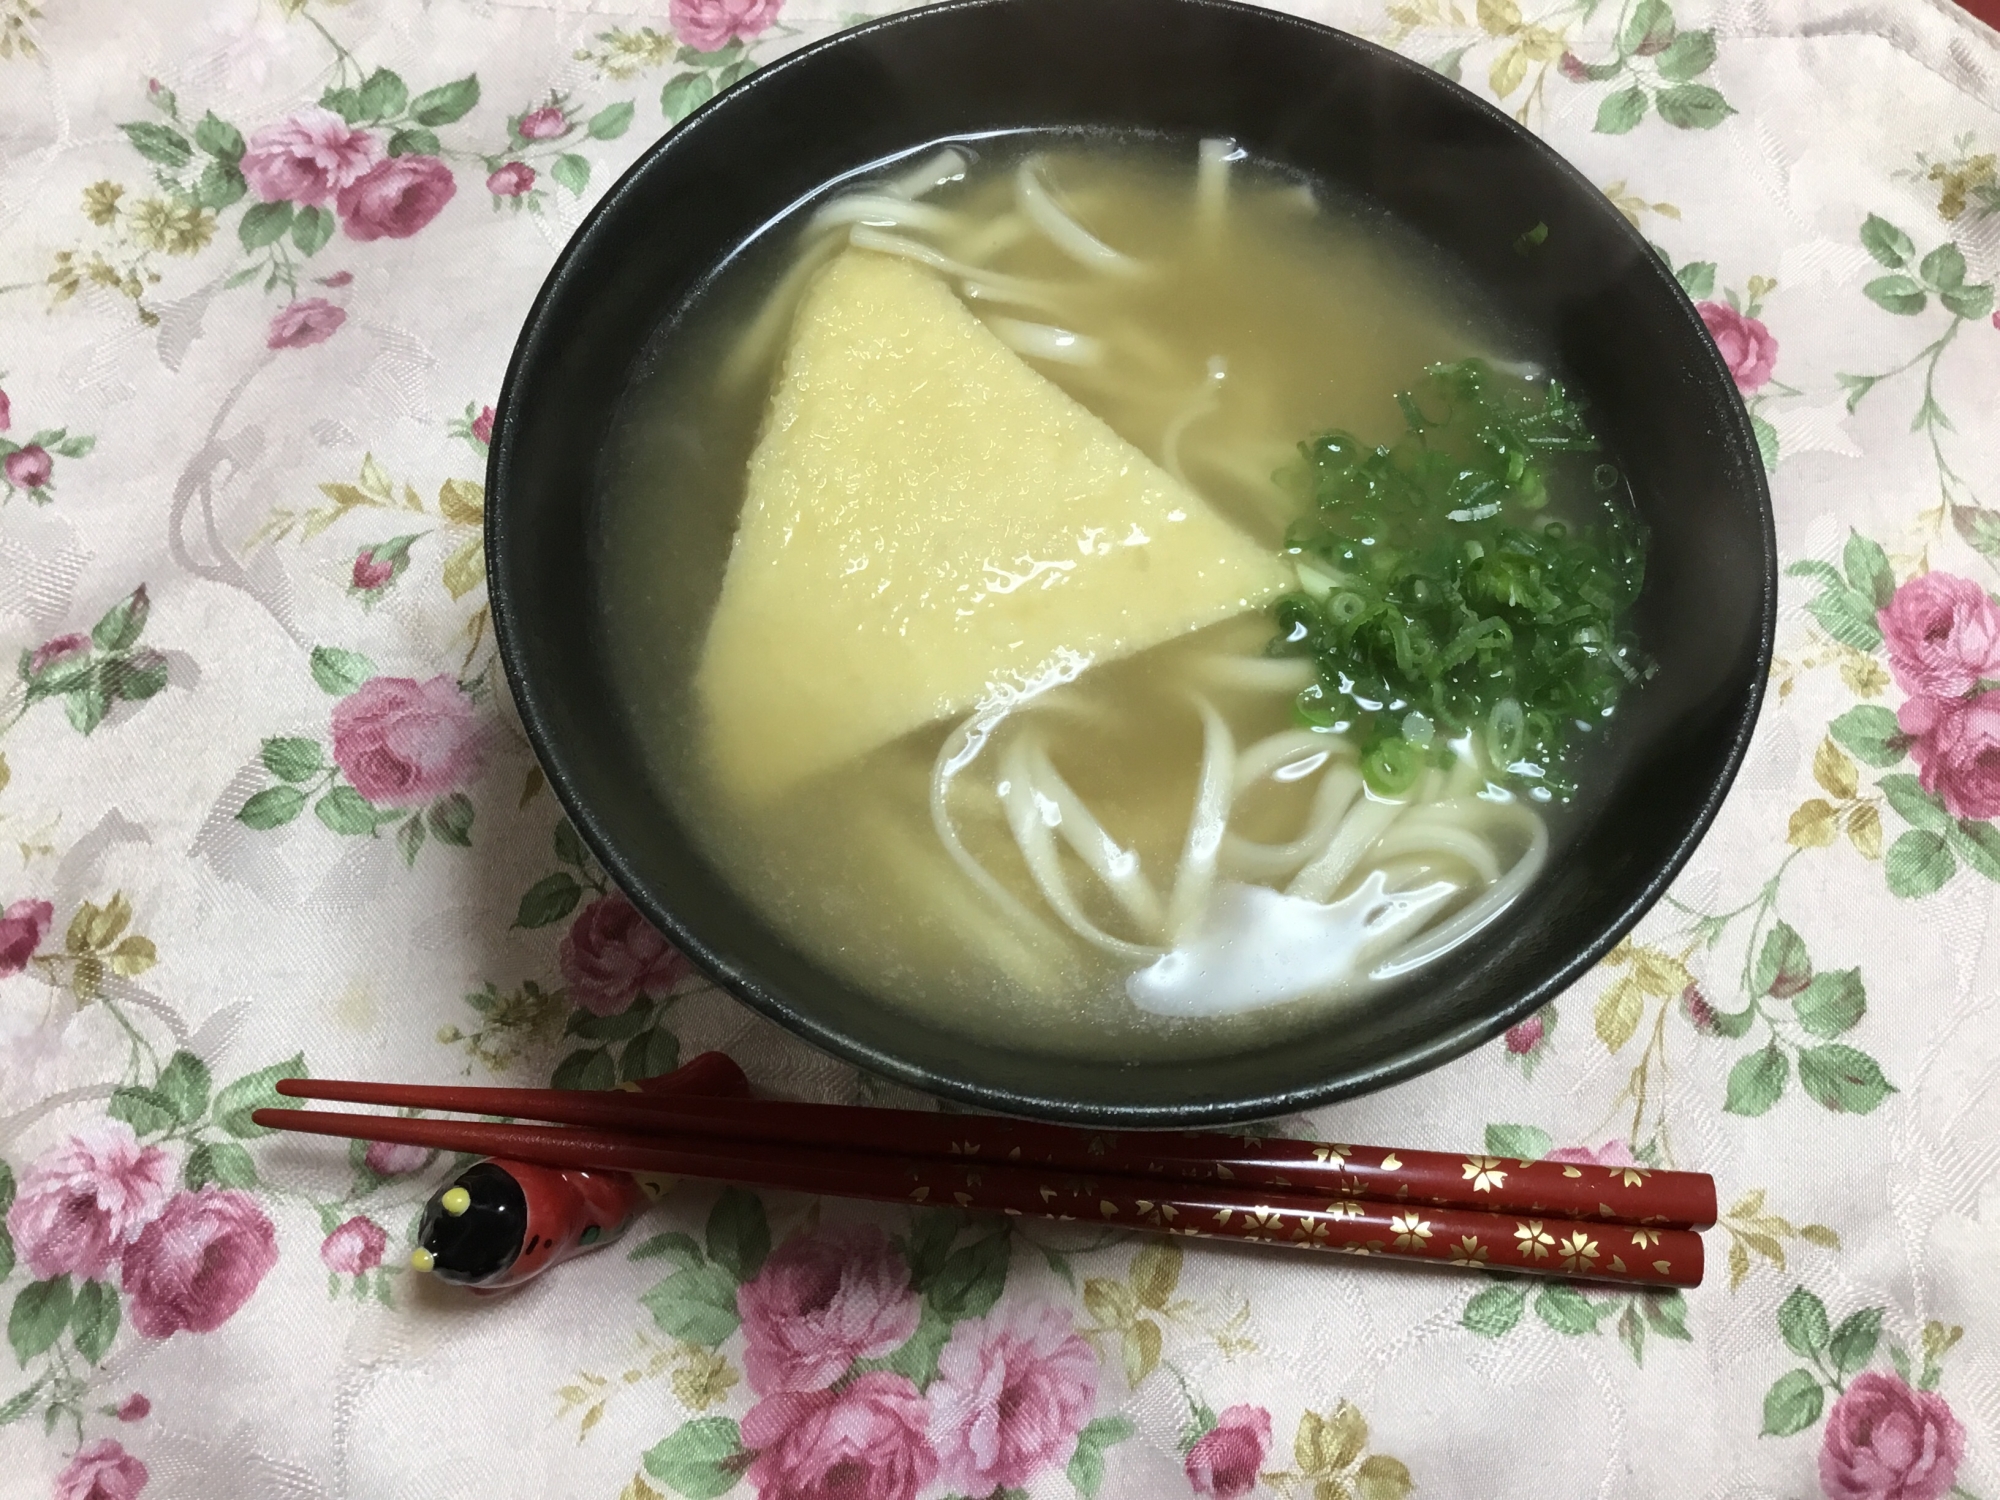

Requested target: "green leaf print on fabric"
[
  {"left": 1792, "top": 970, "right": 1866, "bottom": 1038},
  {"left": 587, "top": 101, "right": 636, "bottom": 139},
  {"left": 118, "top": 122, "right": 192, "bottom": 170},
  {"left": 643, "top": 1416, "right": 745, "bottom": 1500},
  {"left": 1484, "top": 1123, "right": 1553, "bottom": 1160},
  {"left": 1762, "top": 1366, "right": 1824, "bottom": 1436},
  {"left": 1796, "top": 1046, "right": 1896, "bottom": 1114},
  {"left": 551, "top": 153, "right": 590, "bottom": 194},
  {"left": 515, "top": 871, "right": 582, "bottom": 928},
  {"left": 1535, "top": 1283, "right": 1608, "bottom": 1335},
  {"left": 705, "top": 1189, "right": 770, "bottom": 1282},
  {"left": 1789, "top": 563, "right": 1883, "bottom": 652},
  {"left": 660, "top": 72, "right": 715, "bottom": 123},
  {"left": 154, "top": 1051, "right": 211, "bottom": 1124},
  {"left": 7, "top": 1277, "right": 73, "bottom": 1365},
  {"left": 1724, "top": 1045, "right": 1789, "bottom": 1117},
  {"left": 635, "top": 1196, "right": 777, "bottom": 1350},
  {"left": 309, "top": 646, "right": 375, "bottom": 695},
  {"left": 1829, "top": 705, "right": 1907, "bottom": 767},
  {"left": 68, "top": 1281, "right": 119, "bottom": 1365},
  {"left": 1461, "top": 1282, "right": 1527, "bottom": 1336},
  {"left": 260, "top": 736, "right": 324, "bottom": 782},
  {"left": 641, "top": 1262, "right": 741, "bottom": 1348},
  {"left": 1595, "top": 87, "right": 1647, "bottom": 134},
  {"left": 1860, "top": 213, "right": 1915, "bottom": 267},
  {"left": 1068, "top": 1415, "right": 1136, "bottom": 1499},
  {"left": 184, "top": 1141, "right": 259, "bottom": 1190},
  {"left": 1779, "top": 1284, "right": 1831, "bottom": 1357},
  {"left": 1654, "top": 84, "right": 1730, "bottom": 130},
  {"left": 926, "top": 1230, "right": 1011, "bottom": 1323},
  {"left": 409, "top": 75, "right": 480, "bottom": 126}
]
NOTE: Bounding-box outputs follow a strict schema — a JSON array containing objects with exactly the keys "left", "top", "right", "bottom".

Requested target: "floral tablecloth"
[{"left": 3, "top": 0, "right": 2000, "bottom": 1496}]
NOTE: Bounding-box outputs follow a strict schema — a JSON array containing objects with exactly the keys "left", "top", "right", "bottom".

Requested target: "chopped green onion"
[
  {"left": 1270, "top": 358, "right": 1650, "bottom": 801},
  {"left": 1363, "top": 736, "right": 1425, "bottom": 797}
]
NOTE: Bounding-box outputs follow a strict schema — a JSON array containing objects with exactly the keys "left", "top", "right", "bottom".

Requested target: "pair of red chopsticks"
[{"left": 256, "top": 1051, "right": 1708, "bottom": 1287}]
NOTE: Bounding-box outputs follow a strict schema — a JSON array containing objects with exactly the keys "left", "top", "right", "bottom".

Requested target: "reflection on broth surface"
[{"left": 598, "top": 133, "right": 1647, "bottom": 1059}]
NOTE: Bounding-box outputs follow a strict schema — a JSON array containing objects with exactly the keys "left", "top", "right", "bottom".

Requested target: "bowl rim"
[{"left": 487, "top": 0, "right": 1778, "bottom": 1124}]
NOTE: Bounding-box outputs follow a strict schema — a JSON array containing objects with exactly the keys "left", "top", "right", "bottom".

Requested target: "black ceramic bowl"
[{"left": 488, "top": 0, "right": 1775, "bottom": 1124}]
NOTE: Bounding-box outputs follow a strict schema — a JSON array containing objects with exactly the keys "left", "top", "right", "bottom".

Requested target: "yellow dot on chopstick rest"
[
  {"left": 410, "top": 1248, "right": 436, "bottom": 1273},
  {"left": 441, "top": 1187, "right": 472, "bottom": 1216}
]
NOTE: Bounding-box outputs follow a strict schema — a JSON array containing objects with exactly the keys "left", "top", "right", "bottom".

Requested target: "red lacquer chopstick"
[
  {"left": 275, "top": 1074, "right": 1712, "bottom": 1231},
  {"left": 253, "top": 1105, "right": 1702, "bottom": 1288}
]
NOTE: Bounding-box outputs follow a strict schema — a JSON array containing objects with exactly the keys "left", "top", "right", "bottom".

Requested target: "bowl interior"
[{"left": 488, "top": 0, "right": 1774, "bottom": 1124}]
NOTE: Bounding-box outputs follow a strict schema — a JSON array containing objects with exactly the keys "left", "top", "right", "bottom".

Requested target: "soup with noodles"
[{"left": 598, "top": 134, "right": 1650, "bottom": 1060}]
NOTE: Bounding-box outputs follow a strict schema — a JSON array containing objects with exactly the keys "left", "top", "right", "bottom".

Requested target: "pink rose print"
[
  {"left": 6, "top": 1120, "right": 173, "bottom": 1281},
  {"left": 671, "top": 0, "right": 783, "bottom": 52},
  {"left": 928, "top": 1301, "right": 1098, "bottom": 1494},
  {"left": 0, "top": 386, "right": 11, "bottom": 429},
  {"left": 364, "top": 1139, "right": 429, "bottom": 1175},
  {"left": 517, "top": 106, "right": 568, "bottom": 140},
  {"left": 320, "top": 1215, "right": 388, "bottom": 1274},
  {"left": 267, "top": 298, "right": 346, "bottom": 350},
  {"left": 330, "top": 674, "right": 482, "bottom": 808},
  {"left": 1503, "top": 1013, "right": 1544, "bottom": 1054},
  {"left": 737, "top": 1223, "right": 921, "bottom": 1395},
  {"left": 5, "top": 444, "right": 53, "bottom": 491},
  {"left": 0, "top": 895, "right": 54, "bottom": 975},
  {"left": 320, "top": 271, "right": 354, "bottom": 289},
  {"left": 742, "top": 1373, "right": 937, "bottom": 1500},
  {"left": 1184, "top": 1405, "right": 1271, "bottom": 1500},
  {"left": 350, "top": 546, "right": 397, "bottom": 592},
  {"left": 1682, "top": 982, "right": 1721, "bottom": 1034},
  {"left": 120, "top": 1188, "right": 279, "bottom": 1338},
  {"left": 1545, "top": 1139, "right": 1639, "bottom": 1168},
  {"left": 240, "top": 106, "right": 382, "bottom": 207},
  {"left": 487, "top": 162, "right": 536, "bottom": 197},
  {"left": 558, "top": 893, "right": 692, "bottom": 1017},
  {"left": 336, "top": 155, "right": 457, "bottom": 242},
  {"left": 1696, "top": 300, "right": 1780, "bottom": 394},
  {"left": 27, "top": 634, "right": 89, "bottom": 678},
  {"left": 1818, "top": 1372, "right": 1965, "bottom": 1500},
  {"left": 471, "top": 405, "right": 495, "bottom": 445},
  {"left": 52, "top": 1438, "right": 148, "bottom": 1500},
  {"left": 116, "top": 1394, "right": 151, "bottom": 1423},
  {"left": 1898, "top": 691, "right": 2000, "bottom": 821},
  {"left": 1878, "top": 572, "right": 2000, "bottom": 701}
]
